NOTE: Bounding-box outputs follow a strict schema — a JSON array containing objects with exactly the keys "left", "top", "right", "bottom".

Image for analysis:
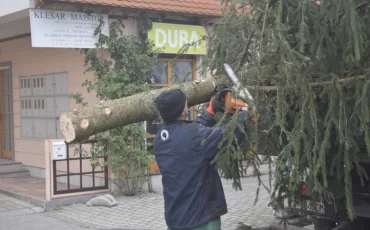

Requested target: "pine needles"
[{"left": 205, "top": 0, "right": 370, "bottom": 220}]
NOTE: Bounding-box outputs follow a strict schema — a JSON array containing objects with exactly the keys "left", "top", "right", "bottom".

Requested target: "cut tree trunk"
[{"left": 60, "top": 76, "right": 229, "bottom": 143}]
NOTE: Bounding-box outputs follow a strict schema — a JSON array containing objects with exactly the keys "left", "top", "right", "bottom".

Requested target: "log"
[{"left": 60, "top": 76, "right": 229, "bottom": 143}]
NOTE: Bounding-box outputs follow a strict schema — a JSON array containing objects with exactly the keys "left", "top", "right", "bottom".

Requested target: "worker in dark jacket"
[{"left": 154, "top": 88, "right": 250, "bottom": 230}]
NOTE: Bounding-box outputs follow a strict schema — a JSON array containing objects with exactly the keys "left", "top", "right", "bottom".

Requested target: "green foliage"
[
  {"left": 211, "top": 110, "right": 262, "bottom": 191},
  {"left": 71, "top": 18, "right": 158, "bottom": 195},
  {"left": 102, "top": 124, "right": 152, "bottom": 196},
  {"left": 205, "top": 0, "right": 370, "bottom": 220},
  {"left": 79, "top": 20, "right": 157, "bottom": 100}
]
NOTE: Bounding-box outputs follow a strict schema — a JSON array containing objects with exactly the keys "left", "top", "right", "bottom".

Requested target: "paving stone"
[
  {"left": 0, "top": 208, "right": 34, "bottom": 217},
  {"left": 46, "top": 170, "right": 278, "bottom": 229},
  {"left": 0, "top": 193, "right": 47, "bottom": 219}
]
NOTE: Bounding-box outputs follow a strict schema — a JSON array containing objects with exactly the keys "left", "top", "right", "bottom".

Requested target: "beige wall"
[
  {"left": 0, "top": 19, "right": 138, "bottom": 170},
  {"left": 0, "top": 37, "right": 98, "bottom": 168}
]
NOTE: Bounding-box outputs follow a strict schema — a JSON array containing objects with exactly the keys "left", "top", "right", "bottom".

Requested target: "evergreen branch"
[
  {"left": 244, "top": 74, "right": 369, "bottom": 91},
  {"left": 253, "top": 1, "right": 270, "bottom": 154},
  {"left": 356, "top": 1, "right": 368, "bottom": 9},
  {"left": 234, "top": 0, "right": 282, "bottom": 74},
  {"left": 235, "top": 13, "right": 263, "bottom": 73},
  {"left": 259, "top": 1, "right": 270, "bottom": 59}
]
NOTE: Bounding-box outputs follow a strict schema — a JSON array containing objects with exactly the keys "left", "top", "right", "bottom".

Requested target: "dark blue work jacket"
[{"left": 154, "top": 110, "right": 248, "bottom": 230}]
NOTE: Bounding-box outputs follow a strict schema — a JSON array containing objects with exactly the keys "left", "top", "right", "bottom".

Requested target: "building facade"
[{"left": 0, "top": 0, "right": 222, "bottom": 197}]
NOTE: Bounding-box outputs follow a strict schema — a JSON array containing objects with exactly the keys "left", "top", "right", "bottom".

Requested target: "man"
[{"left": 154, "top": 88, "right": 251, "bottom": 230}]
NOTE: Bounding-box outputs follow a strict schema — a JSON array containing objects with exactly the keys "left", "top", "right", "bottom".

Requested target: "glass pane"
[
  {"left": 2, "top": 95, "right": 8, "bottom": 112},
  {"left": 171, "top": 62, "right": 193, "bottom": 84},
  {"left": 149, "top": 62, "right": 168, "bottom": 84},
  {"left": 3, "top": 134, "right": 9, "bottom": 151},
  {"left": 2, "top": 75, "right": 8, "bottom": 93},
  {"left": 3, "top": 115, "right": 9, "bottom": 132}
]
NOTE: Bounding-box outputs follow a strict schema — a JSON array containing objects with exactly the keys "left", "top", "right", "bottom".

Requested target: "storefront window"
[
  {"left": 150, "top": 61, "right": 168, "bottom": 84},
  {"left": 171, "top": 61, "right": 193, "bottom": 84},
  {"left": 148, "top": 58, "right": 194, "bottom": 87}
]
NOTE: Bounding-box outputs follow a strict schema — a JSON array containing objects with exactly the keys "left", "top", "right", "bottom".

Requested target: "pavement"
[
  {"left": 44, "top": 164, "right": 277, "bottom": 229},
  {"left": 45, "top": 175, "right": 276, "bottom": 229},
  {"left": 0, "top": 193, "right": 90, "bottom": 230},
  {"left": 0, "top": 163, "right": 294, "bottom": 230}
]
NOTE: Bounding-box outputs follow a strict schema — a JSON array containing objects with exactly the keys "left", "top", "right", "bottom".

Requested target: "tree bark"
[{"left": 60, "top": 76, "right": 229, "bottom": 143}]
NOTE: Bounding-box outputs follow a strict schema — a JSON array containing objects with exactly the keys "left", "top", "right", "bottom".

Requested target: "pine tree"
[{"left": 204, "top": 0, "right": 370, "bottom": 220}]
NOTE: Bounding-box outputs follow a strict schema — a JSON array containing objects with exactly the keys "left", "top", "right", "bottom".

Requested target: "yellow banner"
[{"left": 148, "top": 23, "right": 206, "bottom": 55}]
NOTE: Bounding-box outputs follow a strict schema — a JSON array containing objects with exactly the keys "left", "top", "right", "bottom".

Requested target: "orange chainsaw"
[
  {"left": 207, "top": 83, "right": 246, "bottom": 115},
  {"left": 223, "top": 63, "right": 259, "bottom": 121},
  {"left": 223, "top": 63, "right": 254, "bottom": 106},
  {"left": 206, "top": 63, "right": 258, "bottom": 118},
  {"left": 223, "top": 63, "right": 259, "bottom": 160}
]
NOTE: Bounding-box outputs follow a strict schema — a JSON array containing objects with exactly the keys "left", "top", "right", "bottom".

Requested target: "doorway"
[{"left": 0, "top": 67, "right": 13, "bottom": 159}]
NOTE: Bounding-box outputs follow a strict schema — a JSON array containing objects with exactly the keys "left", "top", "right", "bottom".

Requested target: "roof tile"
[{"left": 53, "top": 0, "right": 223, "bottom": 16}]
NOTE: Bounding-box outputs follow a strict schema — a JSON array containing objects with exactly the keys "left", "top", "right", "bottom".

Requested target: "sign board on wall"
[
  {"left": 148, "top": 23, "right": 206, "bottom": 55},
  {"left": 29, "top": 9, "right": 109, "bottom": 48},
  {"left": 52, "top": 141, "right": 67, "bottom": 160}
]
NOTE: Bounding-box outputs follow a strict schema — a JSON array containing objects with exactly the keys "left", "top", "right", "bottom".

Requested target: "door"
[{"left": 0, "top": 70, "right": 12, "bottom": 159}]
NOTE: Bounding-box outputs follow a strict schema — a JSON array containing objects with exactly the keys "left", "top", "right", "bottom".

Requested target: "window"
[
  {"left": 20, "top": 73, "right": 69, "bottom": 139},
  {"left": 148, "top": 58, "right": 195, "bottom": 86},
  {"left": 146, "top": 58, "right": 197, "bottom": 135}
]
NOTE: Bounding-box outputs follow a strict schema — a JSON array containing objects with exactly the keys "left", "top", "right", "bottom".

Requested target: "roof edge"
[{"left": 47, "top": 0, "right": 224, "bottom": 17}]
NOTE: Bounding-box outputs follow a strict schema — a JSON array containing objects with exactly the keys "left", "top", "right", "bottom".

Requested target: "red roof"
[{"left": 53, "top": 0, "right": 223, "bottom": 16}]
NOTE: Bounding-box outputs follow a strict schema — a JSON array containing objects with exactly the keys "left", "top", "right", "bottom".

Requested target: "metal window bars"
[{"left": 53, "top": 139, "right": 108, "bottom": 195}]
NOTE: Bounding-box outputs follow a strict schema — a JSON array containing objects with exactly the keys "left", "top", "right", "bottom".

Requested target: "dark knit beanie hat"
[{"left": 155, "top": 89, "right": 186, "bottom": 122}]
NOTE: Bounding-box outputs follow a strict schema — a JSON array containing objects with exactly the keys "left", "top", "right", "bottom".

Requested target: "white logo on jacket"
[{"left": 160, "top": 129, "right": 169, "bottom": 141}]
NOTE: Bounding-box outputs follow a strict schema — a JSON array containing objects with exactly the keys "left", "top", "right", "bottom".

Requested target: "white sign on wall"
[
  {"left": 29, "top": 9, "right": 109, "bottom": 48},
  {"left": 52, "top": 141, "right": 67, "bottom": 160}
]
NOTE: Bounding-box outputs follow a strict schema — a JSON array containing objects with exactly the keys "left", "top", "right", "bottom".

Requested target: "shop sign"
[
  {"left": 148, "top": 23, "right": 206, "bottom": 55},
  {"left": 29, "top": 9, "right": 109, "bottom": 48}
]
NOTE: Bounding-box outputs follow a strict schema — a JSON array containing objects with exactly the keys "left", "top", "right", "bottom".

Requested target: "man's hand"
[
  {"left": 206, "top": 84, "right": 234, "bottom": 115},
  {"left": 206, "top": 92, "right": 224, "bottom": 115},
  {"left": 241, "top": 106, "right": 259, "bottom": 123}
]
